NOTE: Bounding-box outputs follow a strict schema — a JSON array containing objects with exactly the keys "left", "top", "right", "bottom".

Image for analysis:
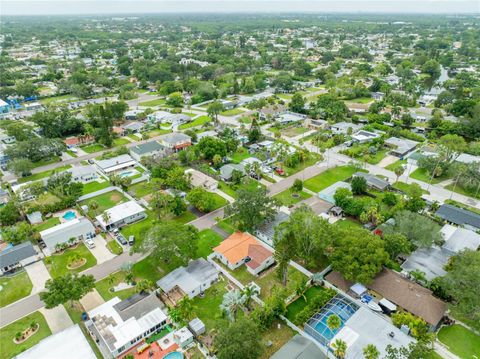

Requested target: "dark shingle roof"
[
  {"left": 0, "top": 242, "right": 36, "bottom": 268},
  {"left": 436, "top": 204, "right": 480, "bottom": 229}
]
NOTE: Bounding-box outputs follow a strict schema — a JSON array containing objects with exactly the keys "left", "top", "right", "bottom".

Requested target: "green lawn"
[
  {"left": 281, "top": 153, "right": 322, "bottom": 177},
  {"left": 437, "top": 324, "right": 480, "bottom": 359},
  {"left": 0, "top": 271, "right": 33, "bottom": 308},
  {"left": 385, "top": 159, "right": 407, "bottom": 171},
  {"left": 131, "top": 255, "right": 175, "bottom": 283},
  {"left": 46, "top": 244, "right": 97, "bottom": 278},
  {"left": 217, "top": 178, "right": 265, "bottom": 199},
  {"left": 0, "top": 311, "right": 52, "bottom": 359},
  {"left": 334, "top": 218, "right": 364, "bottom": 230},
  {"left": 286, "top": 286, "right": 329, "bottom": 322},
  {"left": 410, "top": 168, "right": 451, "bottom": 184},
  {"left": 32, "top": 156, "right": 61, "bottom": 168},
  {"left": 348, "top": 97, "right": 373, "bottom": 104},
  {"left": 444, "top": 183, "right": 480, "bottom": 200},
  {"left": 304, "top": 165, "right": 358, "bottom": 193},
  {"left": 106, "top": 240, "right": 123, "bottom": 255},
  {"left": 96, "top": 271, "right": 136, "bottom": 301},
  {"left": 281, "top": 126, "right": 309, "bottom": 138},
  {"left": 40, "top": 94, "right": 77, "bottom": 104},
  {"left": 82, "top": 180, "right": 111, "bottom": 195},
  {"left": 392, "top": 181, "right": 430, "bottom": 195},
  {"left": 365, "top": 149, "right": 388, "bottom": 165},
  {"left": 138, "top": 98, "right": 166, "bottom": 107},
  {"left": 190, "top": 279, "right": 230, "bottom": 332},
  {"left": 273, "top": 189, "right": 312, "bottom": 207},
  {"left": 129, "top": 180, "right": 158, "bottom": 198},
  {"left": 145, "top": 129, "right": 172, "bottom": 138},
  {"left": 120, "top": 216, "right": 155, "bottom": 246},
  {"left": 18, "top": 165, "right": 72, "bottom": 184},
  {"left": 80, "top": 143, "right": 105, "bottom": 153},
  {"left": 34, "top": 216, "right": 60, "bottom": 232},
  {"left": 230, "top": 148, "right": 251, "bottom": 163},
  {"left": 196, "top": 229, "right": 223, "bottom": 259},
  {"left": 172, "top": 211, "right": 197, "bottom": 224},
  {"left": 209, "top": 192, "right": 229, "bottom": 211},
  {"left": 80, "top": 190, "right": 128, "bottom": 214},
  {"left": 178, "top": 116, "right": 211, "bottom": 129},
  {"left": 216, "top": 218, "right": 236, "bottom": 235},
  {"left": 113, "top": 137, "right": 130, "bottom": 147},
  {"left": 220, "top": 108, "right": 244, "bottom": 116}
]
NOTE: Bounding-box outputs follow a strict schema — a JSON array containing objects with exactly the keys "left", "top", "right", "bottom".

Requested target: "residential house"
[
  {"left": 86, "top": 293, "right": 168, "bottom": 358},
  {"left": 0, "top": 99, "right": 10, "bottom": 113},
  {"left": 124, "top": 109, "right": 143, "bottom": 120},
  {"left": 68, "top": 165, "right": 98, "bottom": 184},
  {"left": 385, "top": 137, "right": 419, "bottom": 158},
  {"left": 353, "top": 172, "right": 390, "bottom": 191},
  {"left": 156, "top": 258, "right": 219, "bottom": 300},
  {"left": 158, "top": 132, "right": 192, "bottom": 152},
  {"left": 436, "top": 204, "right": 480, "bottom": 231},
  {"left": 14, "top": 324, "right": 97, "bottom": 359},
  {"left": 330, "top": 122, "right": 362, "bottom": 135},
  {"left": 306, "top": 118, "right": 328, "bottom": 130},
  {"left": 121, "top": 121, "right": 144, "bottom": 133},
  {"left": 255, "top": 210, "right": 289, "bottom": 246},
  {"left": 95, "top": 154, "right": 136, "bottom": 176},
  {"left": 351, "top": 130, "right": 381, "bottom": 144},
  {"left": 64, "top": 135, "right": 95, "bottom": 149},
  {"left": 0, "top": 143, "right": 10, "bottom": 167},
  {"left": 271, "top": 335, "right": 327, "bottom": 359},
  {"left": 0, "top": 242, "right": 38, "bottom": 275},
  {"left": 129, "top": 141, "right": 166, "bottom": 161},
  {"left": 219, "top": 163, "right": 245, "bottom": 182},
  {"left": 96, "top": 200, "right": 146, "bottom": 231},
  {"left": 326, "top": 269, "right": 447, "bottom": 328},
  {"left": 455, "top": 153, "right": 480, "bottom": 166},
  {"left": 39, "top": 217, "right": 95, "bottom": 255},
  {"left": 275, "top": 111, "right": 307, "bottom": 125},
  {"left": 371, "top": 92, "right": 385, "bottom": 101},
  {"left": 196, "top": 130, "right": 217, "bottom": 141},
  {"left": 0, "top": 188, "right": 10, "bottom": 206},
  {"left": 213, "top": 232, "right": 274, "bottom": 275},
  {"left": 185, "top": 168, "right": 218, "bottom": 190}
]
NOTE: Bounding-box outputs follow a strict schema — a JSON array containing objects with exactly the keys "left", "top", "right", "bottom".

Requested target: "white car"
[{"left": 85, "top": 238, "right": 96, "bottom": 249}]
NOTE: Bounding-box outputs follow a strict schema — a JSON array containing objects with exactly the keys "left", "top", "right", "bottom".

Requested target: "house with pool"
[
  {"left": 95, "top": 154, "right": 137, "bottom": 176},
  {"left": 68, "top": 165, "right": 99, "bottom": 184},
  {"left": 96, "top": 200, "right": 146, "bottom": 231}
]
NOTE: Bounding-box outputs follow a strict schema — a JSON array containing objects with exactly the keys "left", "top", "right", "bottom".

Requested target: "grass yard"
[
  {"left": 128, "top": 180, "right": 159, "bottom": 198},
  {"left": 113, "top": 137, "right": 130, "bottom": 146},
  {"left": 220, "top": 108, "right": 245, "bottom": 116},
  {"left": 190, "top": 279, "right": 230, "bottom": 332},
  {"left": 304, "top": 165, "right": 358, "bottom": 193},
  {"left": 18, "top": 165, "right": 72, "bottom": 184},
  {"left": 261, "top": 320, "right": 296, "bottom": 358},
  {"left": 172, "top": 210, "right": 197, "bottom": 224},
  {"left": 392, "top": 181, "right": 430, "bottom": 195},
  {"left": 80, "top": 143, "right": 105, "bottom": 154},
  {"left": 216, "top": 218, "right": 236, "bottom": 235},
  {"left": 444, "top": 183, "right": 480, "bottom": 200},
  {"left": 138, "top": 98, "right": 166, "bottom": 107},
  {"left": 131, "top": 256, "right": 174, "bottom": 283},
  {"left": 106, "top": 239, "right": 123, "bottom": 255},
  {"left": 209, "top": 192, "right": 229, "bottom": 211},
  {"left": 81, "top": 180, "right": 111, "bottom": 195},
  {"left": 348, "top": 97, "right": 373, "bottom": 104},
  {"left": 365, "top": 149, "right": 389, "bottom": 165},
  {"left": 385, "top": 159, "right": 407, "bottom": 171},
  {"left": 277, "top": 93, "right": 293, "bottom": 100},
  {"left": 96, "top": 271, "right": 136, "bottom": 301},
  {"left": 178, "top": 115, "right": 211, "bottom": 129},
  {"left": 120, "top": 216, "right": 155, "bottom": 246},
  {"left": 32, "top": 156, "right": 61, "bottom": 168},
  {"left": 0, "top": 271, "right": 33, "bottom": 308},
  {"left": 281, "top": 153, "right": 322, "bottom": 176},
  {"left": 286, "top": 286, "right": 329, "bottom": 322},
  {"left": 281, "top": 126, "right": 309, "bottom": 138},
  {"left": 196, "top": 229, "right": 223, "bottom": 259},
  {"left": 230, "top": 147, "right": 251, "bottom": 164},
  {"left": 34, "top": 216, "right": 61, "bottom": 232},
  {"left": 334, "top": 218, "right": 364, "bottom": 230},
  {"left": 80, "top": 190, "right": 128, "bottom": 214},
  {"left": 217, "top": 178, "right": 265, "bottom": 199},
  {"left": 0, "top": 312, "right": 51, "bottom": 359},
  {"left": 46, "top": 244, "right": 97, "bottom": 278},
  {"left": 273, "top": 189, "right": 312, "bottom": 207},
  {"left": 410, "top": 168, "right": 451, "bottom": 184},
  {"left": 437, "top": 324, "right": 480, "bottom": 359},
  {"left": 40, "top": 94, "right": 77, "bottom": 104},
  {"left": 146, "top": 129, "right": 172, "bottom": 138}
]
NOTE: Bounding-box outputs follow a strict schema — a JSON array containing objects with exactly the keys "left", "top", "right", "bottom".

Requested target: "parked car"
[
  {"left": 128, "top": 235, "right": 135, "bottom": 245},
  {"left": 275, "top": 167, "right": 285, "bottom": 176},
  {"left": 116, "top": 233, "right": 127, "bottom": 245},
  {"left": 85, "top": 238, "right": 95, "bottom": 249}
]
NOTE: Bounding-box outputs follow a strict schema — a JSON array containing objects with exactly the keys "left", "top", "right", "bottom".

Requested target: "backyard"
[
  {"left": 81, "top": 180, "right": 111, "bottom": 195},
  {"left": 80, "top": 143, "right": 105, "bottom": 154},
  {"left": 196, "top": 229, "right": 224, "bottom": 259},
  {"left": 34, "top": 216, "right": 61, "bottom": 232},
  {"left": 18, "top": 165, "right": 72, "bottom": 184},
  {"left": 304, "top": 165, "right": 359, "bottom": 193},
  {"left": 138, "top": 98, "right": 166, "bottom": 107},
  {"left": 0, "top": 311, "right": 51, "bottom": 359},
  {"left": 260, "top": 320, "right": 296, "bottom": 358},
  {"left": 220, "top": 108, "right": 245, "bottom": 116},
  {"left": 178, "top": 115, "right": 211, "bottom": 129},
  {"left": 217, "top": 178, "right": 265, "bottom": 199},
  {"left": 230, "top": 147, "right": 251, "bottom": 164},
  {"left": 45, "top": 243, "right": 97, "bottom": 278},
  {"left": 80, "top": 190, "right": 128, "bottom": 215},
  {"left": 0, "top": 271, "right": 33, "bottom": 308},
  {"left": 437, "top": 324, "right": 480, "bottom": 359},
  {"left": 281, "top": 152, "right": 322, "bottom": 177},
  {"left": 286, "top": 285, "right": 331, "bottom": 323}
]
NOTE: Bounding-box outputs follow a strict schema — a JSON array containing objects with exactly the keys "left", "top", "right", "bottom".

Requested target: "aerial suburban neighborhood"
[{"left": 0, "top": 4, "right": 479, "bottom": 359}]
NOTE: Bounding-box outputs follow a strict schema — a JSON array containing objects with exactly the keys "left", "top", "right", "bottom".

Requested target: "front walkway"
[
  {"left": 25, "top": 261, "right": 51, "bottom": 294},
  {"left": 39, "top": 305, "right": 73, "bottom": 334}
]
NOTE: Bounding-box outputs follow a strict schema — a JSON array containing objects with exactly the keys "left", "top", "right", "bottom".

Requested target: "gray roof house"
[
  {"left": 95, "top": 154, "right": 136, "bottom": 175},
  {"left": 436, "top": 204, "right": 480, "bottom": 230},
  {"left": 255, "top": 210, "right": 289, "bottom": 246},
  {"left": 129, "top": 140, "right": 166, "bottom": 161},
  {"left": 39, "top": 217, "right": 95, "bottom": 254},
  {"left": 68, "top": 165, "right": 98, "bottom": 184},
  {"left": 122, "top": 121, "right": 144, "bottom": 133},
  {"left": 0, "top": 242, "right": 38, "bottom": 274},
  {"left": 271, "top": 335, "right": 327, "bottom": 359},
  {"left": 219, "top": 163, "right": 245, "bottom": 181},
  {"left": 159, "top": 132, "right": 192, "bottom": 151},
  {"left": 156, "top": 258, "right": 219, "bottom": 299},
  {"left": 385, "top": 137, "right": 419, "bottom": 157},
  {"left": 353, "top": 172, "right": 390, "bottom": 191}
]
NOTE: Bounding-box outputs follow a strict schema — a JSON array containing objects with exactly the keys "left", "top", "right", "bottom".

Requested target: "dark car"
[{"left": 116, "top": 234, "right": 127, "bottom": 245}]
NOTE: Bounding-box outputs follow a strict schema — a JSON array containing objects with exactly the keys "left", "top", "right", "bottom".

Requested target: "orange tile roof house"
[{"left": 213, "top": 232, "right": 274, "bottom": 275}]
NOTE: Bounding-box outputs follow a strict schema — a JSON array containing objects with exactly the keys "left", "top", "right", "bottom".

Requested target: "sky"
[{"left": 1, "top": 0, "right": 479, "bottom": 15}]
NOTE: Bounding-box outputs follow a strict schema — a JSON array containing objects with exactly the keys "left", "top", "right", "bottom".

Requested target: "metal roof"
[
  {"left": 436, "top": 204, "right": 480, "bottom": 229},
  {"left": 0, "top": 241, "right": 36, "bottom": 268}
]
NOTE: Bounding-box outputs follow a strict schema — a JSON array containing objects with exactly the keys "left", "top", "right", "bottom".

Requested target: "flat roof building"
[{"left": 95, "top": 154, "right": 136, "bottom": 175}]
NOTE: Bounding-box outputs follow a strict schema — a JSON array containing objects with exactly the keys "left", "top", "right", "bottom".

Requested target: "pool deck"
[
  {"left": 122, "top": 340, "right": 179, "bottom": 359},
  {"left": 55, "top": 208, "right": 80, "bottom": 223}
]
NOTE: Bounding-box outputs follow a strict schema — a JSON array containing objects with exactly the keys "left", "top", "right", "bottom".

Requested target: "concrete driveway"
[
  {"left": 86, "top": 235, "right": 115, "bottom": 264},
  {"left": 80, "top": 289, "right": 105, "bottom": 312},
  {"left": 39, "top": 305, "right": 73, "bottom": 334},
  {"left": 25, "top": 261, "right": 52, "bottom": 294}
]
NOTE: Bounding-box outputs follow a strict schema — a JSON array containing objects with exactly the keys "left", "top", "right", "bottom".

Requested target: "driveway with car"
[{"left": 86, "top": 235, "right": 116, "bottom": 264}]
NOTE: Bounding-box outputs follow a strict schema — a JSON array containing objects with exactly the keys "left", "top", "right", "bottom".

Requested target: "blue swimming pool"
[
  {"left": 119, "top": 170, "right": 136, "bottom": 178},
  {"left": 62, "top": 211, "right": 77, "bottom": 221},
  {"left": 304, "top": 295, "right": 359, "bottom": 345},
  {"left": 162, "top": 352, "right": 184, "bottom": 359}
]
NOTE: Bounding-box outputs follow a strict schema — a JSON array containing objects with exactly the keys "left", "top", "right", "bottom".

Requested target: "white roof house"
[
  {"left": 330, "top": 122, "right": 362, "bottom": 135},
  {"left": 456, "top": 153, "right": 480, "bottom": 165},
  {"left": 96, "top": 200, "right": 146, "bottom": 230},
  {"left": 351, "top": 130, "right": 381, "bottom": 143},
  {"left": 185, "top": 168, "right": 218, "bottom": 190},
  {"left": 275, "top": 111, "right": 307, "bottom": 124},
  {"left": 14, "top": 324, "right": 96, "bottom": 359},
  {"left": 68, "top": 165, "right": 98, "bottom": 184},
  {"left": 95, "top": 154, "right": 136, "bottom": 174},
  {"left": 87, "top": 293, "right": 168, "bottom": 357},
  {"left": 40, "top": 217, "right": 95, "bottom": 253}
]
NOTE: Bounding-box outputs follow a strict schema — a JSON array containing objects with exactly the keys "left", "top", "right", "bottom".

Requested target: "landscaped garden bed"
[{"left": 46, "top": 243, "right": 97, "bottom": 278}]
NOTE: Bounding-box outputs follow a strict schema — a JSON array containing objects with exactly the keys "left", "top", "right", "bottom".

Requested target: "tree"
[
  {"left": 394, "top": 165, "right": 405, "bottom": 183},
  {"left": 166, "top": 92, "right": 184, "bottom": 107},
  {"left": 273, "top": 224, "right": 296, "bottom": 286},
  {"left": 359, "top": 206, "right": 384, "bottom": 226},
  {"left": 330, "top": 228, "right": 389, "bottom": 284},
  {"left": 332, "top": 339, "right": 348, "bottom": 359},
  {"left": 327, "top": 314, "right": 342, "bottom": 331},
  {"left": 384, "top": 210, "right": 441, "bottom": 248},
  {"left": 40, "top": 273, "right": 95, "bottom": 309},
  {"left": 363, "top": 344, "right": 380, "bottom": 359},
  {"left": 140, "top": 222, "right": 199, "bottom": 269},
  {"left": 186, "top": 187, "right": 216, "bottom": 213},
  {"left": 421, "top": 59, "right": 441, "bottom": 78},
  {"left": 7, "top": 158, "right": 34, "bottom": 177},
  {"left": 382, "top": 233, "right": 411, "bottom": 260},
  {"left": 215, "top": 318, "right": 263, "bottom": 359},
  {"left": 197, "top": 137, "right": 227, "bottom": 160},
  {"left": 351, "top": 176, "right": 367, "bottom": 195},
  {"left": 135, "top": 279, "right": 153, "bottom": 293},
  {"left": 0, "top": 201, "right": 21, "bottom": 226},
  {"left": 289, "top": 92, "right": 306, "bottom": 113},
  {"left": 1, "top": 222, "right": 36, "bottom": 245},
  {"left": 439, "top": 250, "right": 480, "bottom": 323},
  {"left": 226, "top": 186, "right": 278, "bottom": 232},
  {"left": 248, "top": 117, "right": 261, "bottom": 143},
  {"left": 207, "top": 100, "right": 224, "bottom": 126},
  {"left": 220, "top": 289, "right": 246, "bottom": 322},
  {"left": 292, "top": 178, "right": 303, "bottom": 192},
  {"left": 437, "top": 134, "right": 467, "bottom": 163}
]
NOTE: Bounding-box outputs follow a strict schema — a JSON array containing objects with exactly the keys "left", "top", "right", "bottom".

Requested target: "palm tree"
[
  {"left": 102, "top": 211, "right": 111, "bottom": 226},
  {"left": 327, "top": 314, "right": 342, "bottom": 332},
  {"left": 394, "top": 165, "right": 405, "bottom": 183},
  {"left": 220, "top": 289, "right": 246, "bottom": 322},
  {"left": 241, "top": 285, "right": 259, "bottom": 310},
  {"left": 332, "top": 339, "right": 348, "bottom": 359},
  {"left": 89, "top": 200, "right": 99, "bottom": 215},
  {"left": 363, "top": 344, "right": 380, "bottom": 359}
]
